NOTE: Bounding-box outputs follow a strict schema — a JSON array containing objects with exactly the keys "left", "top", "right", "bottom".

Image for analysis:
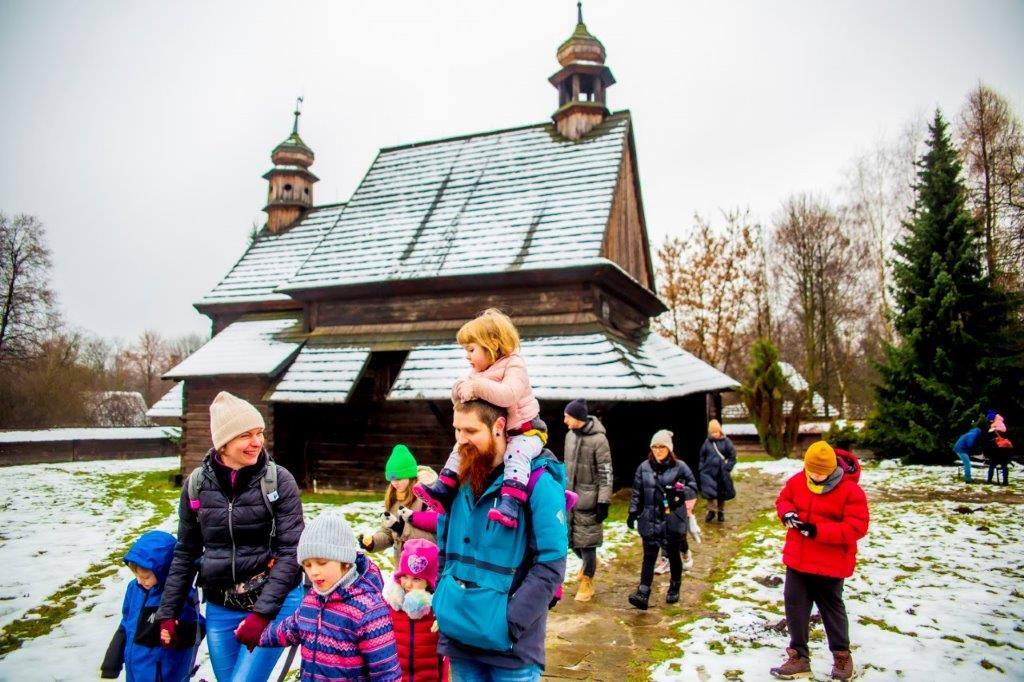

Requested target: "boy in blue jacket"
[{"left": 101, "top": 530, "right": 202, "bottom": 681}]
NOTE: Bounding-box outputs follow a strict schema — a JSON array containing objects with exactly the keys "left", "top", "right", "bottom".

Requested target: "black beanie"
[{"left": 565, "top": 398, "right": 589, "bottom": 422}]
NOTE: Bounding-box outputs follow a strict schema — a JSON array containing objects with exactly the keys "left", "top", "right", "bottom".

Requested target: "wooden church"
[{"left": 161, "top": 6, "right": 738, "bottom": 488}]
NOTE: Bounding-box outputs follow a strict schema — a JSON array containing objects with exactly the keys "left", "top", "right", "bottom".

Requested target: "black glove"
[
  {"left": 782, "top": 512, "right": 799, "bottom": 529},
  {"left": 795, "top": 520, "right": 817, "bottom": 538},
  {"left": 626, "top": 512, "right": 637, "bottom": 530},
  {"left": 596, "top": 503, "right": 610, "bottom": 523}
]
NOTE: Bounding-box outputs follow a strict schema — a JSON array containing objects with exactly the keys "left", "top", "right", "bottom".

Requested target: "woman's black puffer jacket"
[
  {"left": 157, "top": 449, "right": 304, "bottom": 621},
  {"left": 629, "top": 456, "right": 698, "bottom": 544}
]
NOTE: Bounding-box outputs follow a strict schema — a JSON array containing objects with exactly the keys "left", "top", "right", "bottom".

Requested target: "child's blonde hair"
[
  {"left": 384, "top": 479, "right": 416, "bottom": 509},
  {"left": 456, "top": 308, "right": 520, "bottom": 364}
]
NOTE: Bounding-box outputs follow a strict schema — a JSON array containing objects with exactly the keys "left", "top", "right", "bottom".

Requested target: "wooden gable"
[{"left": 601, "top": 120, "right": 655, "bottom": 291}]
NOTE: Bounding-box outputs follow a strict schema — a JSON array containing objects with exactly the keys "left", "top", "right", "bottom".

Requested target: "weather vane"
[{"left": 292, "top": 96, "right": 304, "bottom": 134}]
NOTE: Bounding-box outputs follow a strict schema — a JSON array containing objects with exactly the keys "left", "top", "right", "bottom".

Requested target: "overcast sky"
[{"left": 1, "top": 0, "right": 1022, "bottom": 341}]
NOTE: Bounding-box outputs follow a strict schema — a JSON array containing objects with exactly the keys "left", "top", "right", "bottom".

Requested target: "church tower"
[
  {"left": 263, "top": 98, "right": 319, "bottom": 234},
  {"left": 549, "top": 2, "right": 616, "bottom": 141}
]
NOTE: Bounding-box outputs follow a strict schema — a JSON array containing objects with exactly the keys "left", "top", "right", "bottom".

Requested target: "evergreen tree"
[
  {"left": 866, "top": 111, "right": 1024, "bottom": 463},
  {"left": 742, "top": 338, "right": 807, "bottom": 459}
]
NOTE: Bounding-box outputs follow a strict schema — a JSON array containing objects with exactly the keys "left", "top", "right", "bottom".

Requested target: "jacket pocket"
[
  {"left": 575, "top": 483, "right": 598, "bottom": 512},
  {"left": 433, "top": 574, "right": 512, "bottom": 652}
]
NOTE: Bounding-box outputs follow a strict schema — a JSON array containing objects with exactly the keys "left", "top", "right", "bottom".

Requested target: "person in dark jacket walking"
[
  {"left": 562, "top": 398, "right": 613, "bottom": 603},
  {"left": 770, "top": 441, "right": 869, "bottom": 681},
  {"left": 101, "top": 530, "right": 202, "bottom": 681},
  {"left": 156, "top": 391, "right": 305, "bottom": 682},
  {"left": 698, "top": 420, "right": 737, "bottom": 523},
  {"left": 626, "top": 429, "right": 698, "bottom": 610}
]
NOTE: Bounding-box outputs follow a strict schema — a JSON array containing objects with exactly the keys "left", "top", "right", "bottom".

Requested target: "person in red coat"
[
  {"left": 770, "top": 441, "right": 869, "bottom": 681},
  {"left": 383, "top": 539, "right": 448, "bottom": 682}
]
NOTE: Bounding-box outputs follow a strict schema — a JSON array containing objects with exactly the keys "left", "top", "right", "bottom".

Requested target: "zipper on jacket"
[
  {"left": 228, "top": 501, "right": 237, "bottom": 584},
  {"left": 408, "top": 617, "right": 415, "bottom": 678},
  {"left": 312, "top": 600, "right": 325, "bottom": 674}
]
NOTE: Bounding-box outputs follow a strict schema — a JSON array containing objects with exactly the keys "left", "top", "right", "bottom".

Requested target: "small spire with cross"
[{"left": 292, "top": 96, "right": 304, "bottom": 134}]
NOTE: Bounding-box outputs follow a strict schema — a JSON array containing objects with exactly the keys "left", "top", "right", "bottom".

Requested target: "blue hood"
[{"left": 124, "top": 530, "right": 177, "bottom": 586}]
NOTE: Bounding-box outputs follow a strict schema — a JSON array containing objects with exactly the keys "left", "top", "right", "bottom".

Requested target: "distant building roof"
[
  {"left": 147, "top": 382, "right": 183, "bottom": 419},
  {"left": 164, "top": 314, "right": 304, "bottom": 379},
  {"left": 0, "top": 427, "right": 180, "bottom": 443},
  {"left": 280, "top": 113, "right": 634, "bottom": 294},
  {"left": 721, "top": 360, "right": 839, "bottom": 420},
  {"left": 198, "top": 204, "right": 345, "bottom": 307}
]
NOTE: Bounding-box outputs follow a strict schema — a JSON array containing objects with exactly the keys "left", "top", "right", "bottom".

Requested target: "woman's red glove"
[
  {"left": 234, "top": 613, "right": 271, "bottom": 651},
  {"left": 159, "top": 619, "right": 177, "bottom": 648}
]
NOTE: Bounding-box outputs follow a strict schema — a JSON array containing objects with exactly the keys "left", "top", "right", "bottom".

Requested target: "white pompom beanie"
[{"left": 209, "top": 391, "right": 265, "bottom": 450}]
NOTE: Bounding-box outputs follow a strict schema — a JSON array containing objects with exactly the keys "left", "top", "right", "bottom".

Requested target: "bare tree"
[
  {"left": 0, "top": 214, "right": 57, "bottom": 364},
  {"left": 772, "top": 195, "right": 871, "bottom": 416},
  {"left": 128, "top": 330, "right": 169, "bottom": 405},
  {"left": 654, "top": 209, "right": 759, "bottom": 376},
  {"left": 957, "top": 83, "right": 1024, "bottom": 289},
  {"left": 842, "top": 119, "right": 925, "bottom": 342}
]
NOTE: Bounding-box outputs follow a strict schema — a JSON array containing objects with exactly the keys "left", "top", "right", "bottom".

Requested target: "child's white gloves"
[{"left": 687, "top": 514, "right": 702, "bottom": 544}]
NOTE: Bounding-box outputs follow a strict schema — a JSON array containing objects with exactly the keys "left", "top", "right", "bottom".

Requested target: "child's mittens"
[
  {"left": 403, "top": 588, "right": 433, "bottom": 620},
  {"left": 383, "top": 580, "right": 406, "bottom": 611},
  {"left": 795, "top": 520, "right": 817, "bottom": 539},
  {"left": 782, "top": 512, "right": 800, "bottom": 529},
  {"left": 234, "top": 612, "right": 270, "bottom": 652}
]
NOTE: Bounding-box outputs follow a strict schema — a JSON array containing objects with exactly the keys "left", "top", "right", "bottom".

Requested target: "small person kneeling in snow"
[
  {"left": 771, "top": 441, "right": 869, "bottom": 681},
  {"left": 383, "top": 539, "right": 448, "bottom": 681},
  {"left": 100, "top": 530, "right": 203, "bottom": 681}
]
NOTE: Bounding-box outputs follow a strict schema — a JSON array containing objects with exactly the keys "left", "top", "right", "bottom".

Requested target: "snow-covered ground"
[{"left": 654, "top": 459, "right": 1024, "bottom": 681}]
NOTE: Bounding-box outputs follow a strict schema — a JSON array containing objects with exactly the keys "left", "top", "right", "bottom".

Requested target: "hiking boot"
[
  {"left": 682, "top": 551, "right": 694, "bottom": 571},
  {"left": 717, "top": 511, "right": 725, "bottom": 523},
  {"left": 575, "top": 575, "right": 595, "bottom": 602},
  {"left": 770, "top": 648, "right": 812, "bottom": 679},
  {"left": 628, "top": 585, "right": 650, "bottom": 610},
  {"left": 666, "top": 580, "right": 681, "bottom": 604},
  {"left": 413, "top": 468, "right": 458, "bottom": 513},
  {"left": 830, "top": 650, "right": 856, "bottom": 680},
  {"left": 705, "top": 510, "right": 716, "bottom": 523}
]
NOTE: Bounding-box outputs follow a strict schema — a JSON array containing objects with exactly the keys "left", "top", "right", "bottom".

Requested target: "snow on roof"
[
  {"left": 280, "top": 113, "right": 631, "bottom": 292},
  {"left": 267, "top": 344, "right": 371, "bottom": 403},
  {"left": 0, "top": 427, "right": 181, "bottom": 443},
  {"left": 388, "top": 328, "right": 739, "bottom": 402},
  {"left": 163, "top": 314, "right": 305, "bottom": 379},
  {"left": 198, "top": 204, "right": 345, "bottom": 306},
  {"left": 146, "top": 382, "right": 183, "bottom": 418}
]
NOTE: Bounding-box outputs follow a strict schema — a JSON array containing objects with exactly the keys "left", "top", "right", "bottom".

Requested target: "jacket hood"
[
  {"left": 328, "top": 553, "right": 383, "bottom": 602},
  {"left": 834, "top": 448, "right": 862, "bottom": 485},
  {"left": 580, "top": 416, "right": 606, "bottom": 436},
  {"left": 124, "top": 530, "right": 177, "bottom": 586}
]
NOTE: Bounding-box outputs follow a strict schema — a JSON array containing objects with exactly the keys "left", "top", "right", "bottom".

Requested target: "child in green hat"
[{"left": 361, "top": 444, "right": 440, "bottom": 563}]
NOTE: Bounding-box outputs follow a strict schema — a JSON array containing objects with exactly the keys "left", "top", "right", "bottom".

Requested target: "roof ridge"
[{"left": 378, "top": 111, "right": 631, "bottom": 154}]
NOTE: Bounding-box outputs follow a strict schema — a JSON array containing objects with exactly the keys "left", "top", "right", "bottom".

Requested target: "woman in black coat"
[
  {"left": 699, "top": 419, "right": 737, "bottom": 523},
  {"left": 627, "top": 429, "right": 698, "bottom": 610},
  {"left": 156, "top": 392, "right": 305, "bottom": 682}
]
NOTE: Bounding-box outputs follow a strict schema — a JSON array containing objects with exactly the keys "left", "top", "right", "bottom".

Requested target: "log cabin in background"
[{"left": 156, "top": 7, "right": 739, "bottom": 488}]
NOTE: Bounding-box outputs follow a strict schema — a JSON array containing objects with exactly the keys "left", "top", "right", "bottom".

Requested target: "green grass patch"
[
  {"left": 0, "top": 469, "right": 179, "bottom": 658},
  {"left": 301, "top": 489, "right": 379, "bottom": 506},
  {"left": 942, "top": 634, "right": 965, "bottom": 643},
  {"left": 858, "top": 615, "right": 916, "bottom": 636}
]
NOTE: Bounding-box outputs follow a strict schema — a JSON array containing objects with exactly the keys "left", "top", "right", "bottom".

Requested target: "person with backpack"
[
  {"left": 432, "top": 399, "right": 568, "bottom": 682},
  {"left": 984, "top": 411, "right": 1013, "bottom": 486},
  {"left": 698, "top": 420, "right": 737, "bottom": 524},
  {"left": 156, "top": 391, "right": 305, "bottom": 682}
]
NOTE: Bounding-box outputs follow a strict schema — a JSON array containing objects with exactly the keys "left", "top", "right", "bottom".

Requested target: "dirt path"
[{"left": 543, "top": 468, "right": 786, "bottom": 681}]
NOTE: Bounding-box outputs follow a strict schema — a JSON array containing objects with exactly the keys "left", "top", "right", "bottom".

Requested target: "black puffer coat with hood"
[{"left": 156, "top": 449, "right": 304, "bottom": 621}]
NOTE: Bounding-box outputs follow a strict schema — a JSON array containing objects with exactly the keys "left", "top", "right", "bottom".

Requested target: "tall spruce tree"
[{"left": 867, "top": 110, "right": 1023, "bottom": 463}]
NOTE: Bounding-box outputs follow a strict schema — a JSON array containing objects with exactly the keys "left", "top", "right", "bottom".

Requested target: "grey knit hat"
[{"left": 297, "top": 510, "right": 359, "bottom": 565}]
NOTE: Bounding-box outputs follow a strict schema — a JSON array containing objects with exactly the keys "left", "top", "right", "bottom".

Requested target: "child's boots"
[
  {"left": 413, "top": 468, "right": 459, "bottom": 513},
  {"left": 487, "top": 483, "right": 527, "bottom": 528},
  {"left": 666, "top": 580, "right": 681, "bottom": 604}
]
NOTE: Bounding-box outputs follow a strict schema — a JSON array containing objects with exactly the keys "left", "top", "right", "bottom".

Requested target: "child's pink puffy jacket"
[{"left": 451, "top": 353, "right": 539, "bottom": 429}]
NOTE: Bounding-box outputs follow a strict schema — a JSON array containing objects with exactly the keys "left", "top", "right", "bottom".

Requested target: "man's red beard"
[{"left": 458, "top": 439, "right": 496, "bottom": 497}]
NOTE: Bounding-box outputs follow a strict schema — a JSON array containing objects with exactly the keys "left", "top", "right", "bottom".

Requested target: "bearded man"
[{"left": 432, "top": 399, "right": 568, "bottom": 681}]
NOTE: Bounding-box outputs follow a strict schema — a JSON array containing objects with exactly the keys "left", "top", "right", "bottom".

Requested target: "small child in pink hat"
[{"left": 383, "top": 539, "right": 447, "bottom": 681}]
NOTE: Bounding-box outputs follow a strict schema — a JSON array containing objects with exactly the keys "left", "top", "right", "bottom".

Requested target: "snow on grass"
[
  {"left": 652, "top": 468, "right": 1024, "bottom": 681},
  {"left": 564, "top": 521, "right": 632, "bottom": 582}
]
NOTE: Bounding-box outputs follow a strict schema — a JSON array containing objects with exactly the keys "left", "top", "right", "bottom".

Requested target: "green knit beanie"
[{"left": 385, "top": 444, "right": 418, "bottom": 481}]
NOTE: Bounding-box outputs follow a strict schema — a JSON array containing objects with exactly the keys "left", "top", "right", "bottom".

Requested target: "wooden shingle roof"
[
  {"left": 280, "top": 112, "right": 633, "bottom": 294},
  {"left": 198, "top": 203, "right": 345, "bottom": 307}
]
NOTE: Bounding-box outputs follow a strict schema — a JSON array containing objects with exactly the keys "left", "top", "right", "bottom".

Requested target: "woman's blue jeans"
[
  {"left": 954, "top": 449, "right": 973, "bottom": 482},
  {"left": 449, "top": 658, "right": 542, "bottom": 682},
  {"left": 204, "top": 585, "right": 304, "bottom": 682}
]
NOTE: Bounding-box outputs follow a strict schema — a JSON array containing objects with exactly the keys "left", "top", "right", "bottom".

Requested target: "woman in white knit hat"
[
  {"left": 156, "top": 391, "right": 306, "bottom": 681},
  {"left": 625, "top": 429, "right": 699, "bottom": 610}
]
